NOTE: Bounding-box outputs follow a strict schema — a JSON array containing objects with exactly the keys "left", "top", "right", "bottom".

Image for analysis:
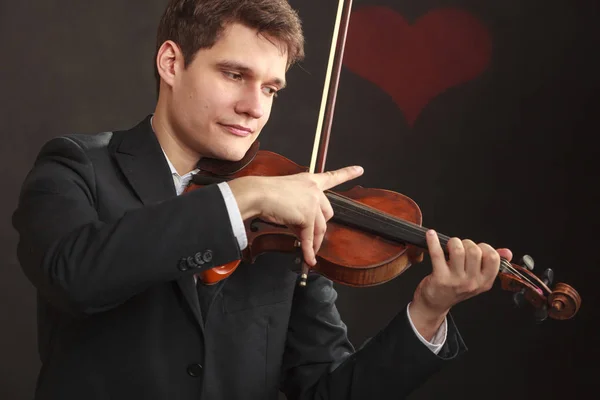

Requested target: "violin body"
[{"left": 186, "top": 150, "right": 425, "bottom": 287}]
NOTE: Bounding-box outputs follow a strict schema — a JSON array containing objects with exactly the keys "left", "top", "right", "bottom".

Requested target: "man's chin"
[{"left": 204, "top": 147, "right": 249, "bottom": 163}]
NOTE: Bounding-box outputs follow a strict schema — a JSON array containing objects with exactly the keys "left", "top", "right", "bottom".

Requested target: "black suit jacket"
[{"left": 12, "top": 115, "right": 467, "bottom": 399}]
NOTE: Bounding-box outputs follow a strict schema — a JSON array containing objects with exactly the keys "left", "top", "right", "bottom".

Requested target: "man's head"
[{"left": 153, "top": 0, "right": 304, "bottom": 162}]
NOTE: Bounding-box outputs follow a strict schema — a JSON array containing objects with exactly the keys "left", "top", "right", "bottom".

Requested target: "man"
[{"left": 12, "top": 0, "right": 512, "bottom": 399}]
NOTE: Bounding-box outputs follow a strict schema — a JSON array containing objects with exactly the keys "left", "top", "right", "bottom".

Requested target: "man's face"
[{"left": 167, "top": 23, "right": 288, "bottom": 162}]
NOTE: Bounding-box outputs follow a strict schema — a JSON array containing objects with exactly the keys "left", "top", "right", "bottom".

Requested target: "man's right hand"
[{"left": 227, "top": 166, "right": 364, "bottom": 266}]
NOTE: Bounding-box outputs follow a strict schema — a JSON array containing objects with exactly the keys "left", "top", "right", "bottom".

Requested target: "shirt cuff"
[
  {"left": 217, "top": 182, "right": 248, "bottom": 250},
  {"left": 406, "top": 302, "right": 447, "bottom": 355}
]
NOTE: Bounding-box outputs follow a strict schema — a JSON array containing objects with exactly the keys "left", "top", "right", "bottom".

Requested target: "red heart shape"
[{"left": 343, "top": 6, "right": 492, "bottom": 126}]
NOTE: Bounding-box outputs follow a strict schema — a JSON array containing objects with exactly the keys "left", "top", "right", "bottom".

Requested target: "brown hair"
[{"left": 154, "top": 0, "right": 305, "bottom": 93}]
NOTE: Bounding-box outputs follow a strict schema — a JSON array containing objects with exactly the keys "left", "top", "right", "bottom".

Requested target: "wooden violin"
[{"left": 184, "top": 0, "right": 581, "bottom": 321}]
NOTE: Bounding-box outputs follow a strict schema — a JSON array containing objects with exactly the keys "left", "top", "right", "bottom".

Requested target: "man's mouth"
[{"left": 218, "top": 123, "right": 253, "bottom": 137}]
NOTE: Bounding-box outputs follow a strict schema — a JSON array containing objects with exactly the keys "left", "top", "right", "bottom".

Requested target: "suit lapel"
[
  {"left": 112, "top": 115, "right": 176, "bottom": 205},
  {"left": 111, "top": 115, "right": 204, "bottom": 331}
]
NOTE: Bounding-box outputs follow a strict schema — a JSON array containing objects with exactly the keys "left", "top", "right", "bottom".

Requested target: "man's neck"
[{"left": 151, "top": 108, "right": 200, "bottom": 175}]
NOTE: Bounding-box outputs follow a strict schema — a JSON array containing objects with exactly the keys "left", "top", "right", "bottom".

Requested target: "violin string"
[
  {"left": 325, "top": 191, "right": 544, "bottom": 292},
  {"left": 499, "top": 259, "right": 543, "bottom": 293},
  {"left": 326, "top": 191, "right": 433, "bottom": 238}
]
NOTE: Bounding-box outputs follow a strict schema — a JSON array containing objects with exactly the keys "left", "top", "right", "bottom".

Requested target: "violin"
[{"left": 184, "top": 0, "right": 581, "bottom": 321}]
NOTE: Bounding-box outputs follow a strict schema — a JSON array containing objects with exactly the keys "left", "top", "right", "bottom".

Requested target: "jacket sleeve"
[
  {"left": 12, "top": 136, "right": 241, "bottom": 316},
  {"left": 280, "top": 274, "right": 467, "bottom": 399}
]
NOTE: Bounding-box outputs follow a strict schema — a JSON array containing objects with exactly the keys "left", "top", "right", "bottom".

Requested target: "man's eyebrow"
[{"left": 216, "top": 60, "right": 286, "bottom": 89}]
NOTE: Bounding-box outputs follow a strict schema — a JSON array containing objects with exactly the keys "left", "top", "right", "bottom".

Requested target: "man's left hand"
[{"left": 409, "top": 230, "right": 513, "bottom": 341}]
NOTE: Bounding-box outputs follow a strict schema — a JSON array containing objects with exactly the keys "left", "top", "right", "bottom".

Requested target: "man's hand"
[
  {"left": 228, "top": 166, "right": 364, "bottom": 266},
  {"left": 409, "top": 230, "right": 513, "bottom": 341}
]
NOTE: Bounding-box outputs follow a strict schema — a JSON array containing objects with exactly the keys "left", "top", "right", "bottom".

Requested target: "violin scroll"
[{"left": 498, "top": 255, "right": 581, "bottom": 321}]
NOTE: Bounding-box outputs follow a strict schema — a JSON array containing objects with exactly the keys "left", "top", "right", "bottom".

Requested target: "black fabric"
[{"left": 196, "top": 279, "right": 224, "bottom": 324}]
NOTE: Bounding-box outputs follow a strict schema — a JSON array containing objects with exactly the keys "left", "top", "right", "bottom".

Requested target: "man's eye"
[
  {"left": 262, "top": 87, "right": 279, "bottom": 97},
  {"left": 225, "top": 72, "right": 242, "bottom": 80}
]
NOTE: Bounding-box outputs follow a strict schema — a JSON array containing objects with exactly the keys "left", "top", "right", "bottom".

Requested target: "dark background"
[{"left": 1, "top": 0, "right": 598, "bottom": 399}]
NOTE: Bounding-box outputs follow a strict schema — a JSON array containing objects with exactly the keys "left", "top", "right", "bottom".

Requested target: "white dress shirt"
[{"left": 158, "top": 134, "right": 447, "bottom": 354}]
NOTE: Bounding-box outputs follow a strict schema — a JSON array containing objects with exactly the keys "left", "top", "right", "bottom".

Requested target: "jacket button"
[
  {"left": 187, "top": 363, "right": 203, "bottom": 377},
  {"left": 194, "top": 252, "right": 205, "bottom": 266},
  {"left": 178, "top": 258, "right": 188, "bottom": 271},
  {"left": 202, "top": 250, "right": 213, "bottom": 263},
  {"left": 187, "top": 256, "right": 197, "bottom": 268}
]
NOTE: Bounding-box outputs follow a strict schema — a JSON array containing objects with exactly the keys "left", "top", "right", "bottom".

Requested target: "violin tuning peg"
[
  {"left": 512, "top": 289, "right": 527, "bottom": 308},
  {"left": 541, "top": 268, "right": 554, "bottom": 287},
  {"left": 519, "top": 255, "right": 535, "bottom": 271},
  {"left": 534, "top": 304, "right": 549, "bottom": 323}
]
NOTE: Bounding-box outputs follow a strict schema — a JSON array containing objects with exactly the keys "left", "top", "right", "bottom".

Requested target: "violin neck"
[{"left": 326, "top": 192, "right": 451, "bottom": 253}]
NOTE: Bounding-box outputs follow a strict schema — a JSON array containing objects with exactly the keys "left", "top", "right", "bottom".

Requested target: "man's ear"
[{"left": 156, "top": 40, "right": 182, "bottom": 89}]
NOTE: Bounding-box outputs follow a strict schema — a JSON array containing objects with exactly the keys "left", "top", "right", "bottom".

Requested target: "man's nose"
[{"left": 235, "top": 87, "right": 264, "bottom": 119}]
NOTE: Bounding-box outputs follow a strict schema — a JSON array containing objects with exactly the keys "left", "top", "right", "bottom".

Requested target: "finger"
[
  {"left": 425, "top": 230, "right": 448, "bottom": 275},
  {"left": 496, "top": 248, "right": 513, "bottom": 262},
  {"left": 299, "top": 220, "right": 316, "bottom": 266},
  {"left": 313, "top": 166, "right": 364, "bottom": 191},
  {"left": 320, "top": 192, "right": 334, "bottom": 221},
  {"left": 479, "top": 243, "right": 501, "bottom": 288},
  {"left": 313, "top": 209, "right": 327, "bottom": 257},
  {"left": 446, "top": 237, "right": 466, "bottom": 276},
  {"left": 463, "top": 239, "right": 482, "bottom": 276}
]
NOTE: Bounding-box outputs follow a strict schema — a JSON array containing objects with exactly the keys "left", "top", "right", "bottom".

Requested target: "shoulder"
[
  {"left": 40, "top": 115, "right": 151, "bottom": 158},
  {"left": 36, "top": 115, "right": 143, "bottom": 162},
  {"left": 30, "top": 115, "right": 151, "bottom": 178},
  {"left": 37, "top": 127, "right": 115, "bottom": 156},
  {"left": 33, "top": 131, "right": 114, "bottom": 175},
  {"left": 62, "top": 131, "right": 114, "bottom": 151}
]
